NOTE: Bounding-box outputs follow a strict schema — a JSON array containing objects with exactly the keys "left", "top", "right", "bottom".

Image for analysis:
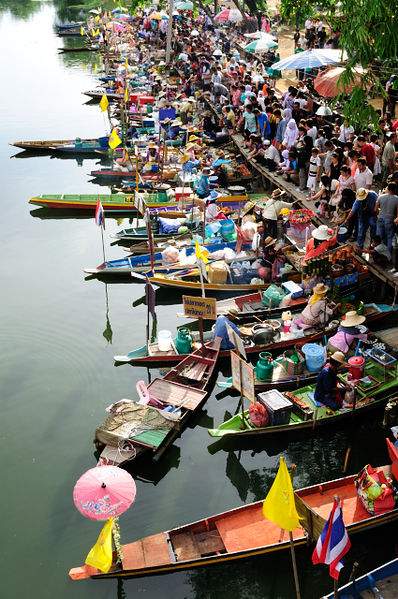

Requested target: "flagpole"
[
  {"left": 100, "top": 223, "right": 106, "bottom": 263},
  {"left": 289, "top": 464, "right": 301, "bottom": 599},
  {"left": 333, "top": 579, "right": 339, "bottom": 599}
]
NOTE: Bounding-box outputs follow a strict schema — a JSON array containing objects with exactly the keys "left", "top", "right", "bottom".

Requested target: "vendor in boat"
[
  {"left": 314, "top": 351, "right": 348, "bottom": 410},
  {"left": 294, "top": 283, "right": 334, "bottom": 329},
  {"left": 114, "top": 148, "right": 134, "bottom": 172},
  {"left": 328, "top": 310, "right": 367, "bottom": 354},
  {"left": 195, "top": 166, "right": 212, "bottom": 199},
  {"left": 205, "top": 190, "right": 221, "bottom": 221},
  {"left": 304, "top": 225, "right": 337, "bottom": 262},
  {"left": 146, "top": 141, "right": 159, "bottom": 163},
  {"left": 262, "top": 189, "right": 294, "bottom": 239}
]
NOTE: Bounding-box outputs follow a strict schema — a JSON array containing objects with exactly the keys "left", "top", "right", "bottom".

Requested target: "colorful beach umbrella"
[
  {"left": 271, "top": 49, "right": 347, "bottom": 71},
  {"left": 314, "top": 66, "right": 365, "bottom": 98},
  {"left": 73, "top": 466, "right": 136, "bottom": 521},
  {"left": 214, "top": 8, "right": 243, "bottom": 23},
  {"left": 244, "top": 36, "right": 278, "bottom": 53}
]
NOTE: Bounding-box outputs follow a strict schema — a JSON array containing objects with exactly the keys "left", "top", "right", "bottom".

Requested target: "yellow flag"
[
  {"left": 109, "top": 128, "right": 122, "bottom": 150},
  {"left": 99, "top": 94, "right": 109, "bottom": 112},
  {"left": 80, "top": 26, "right": 85, "bottom": 36},
  {"left": 94, "top": 15, "right": 100, "bottom": 23},
  {"left": 85, "top": 518, "right": 114, "bottom": 573},
  {"left": 195, "top": 240, "right": 209, "bottom": 264},
  {"left": 262, "top": 457, "right": 300, "bottom": 531},
  {"left": 124, "top": 58, "right": 129, "bottom": 70},
  {"left": 124, "top": 86, "right": 129, "bottom": 103}
]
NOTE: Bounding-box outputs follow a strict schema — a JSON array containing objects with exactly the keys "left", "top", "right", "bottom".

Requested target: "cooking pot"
[{"left": 252, "top": 323, "right": 276, "bottom": 345}]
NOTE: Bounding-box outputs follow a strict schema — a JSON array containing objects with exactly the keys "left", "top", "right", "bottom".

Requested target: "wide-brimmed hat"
[
  {"left": 330, "top": 351, "right": 346, "bottom": 364},
  {"left": 179, "top": 153, "right": 190, "bottom": 164},
  {"left": 263, "top": 235, "right": 276, "bottom": 247},
  {"left": 188, "top": 135, "right": 200, "bottom": 142},
  {"left": 312, "top": 225, "right": 334, "bottom": 241},
  {"left": 202, "top": 167, "right": 212, "bottom": 175},
  {"left": 271, "top": 188, "right": 285, "bottom": 199},
  {"left": 170, "top": 118, "right": 182, "bottom": 126},
  {"left": 242, "top": 200, "right": 255, "bottom": 216},
  {"left": 312, "top": 283, "right": 329, "bottom": 295},
  {"left": 356, "top": 188, "right": 369, "bottom": 201},
  {"left": 341, "top": 310, "right": 366, "bottom": 327}
]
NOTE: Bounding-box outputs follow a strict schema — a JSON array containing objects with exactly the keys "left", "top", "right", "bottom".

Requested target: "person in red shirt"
[{"left": 356, "top": 135, "right": 375, "bottom": 170}]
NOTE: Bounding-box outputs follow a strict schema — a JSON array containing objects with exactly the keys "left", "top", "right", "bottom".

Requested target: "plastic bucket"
[
  {"left": 348, "top": 356, "right": 365, "bottom": 380},
  {"left": 302, "top": 343, "right": 326, "bottom": 372},
  {"left": 220, "top": 220, "right": 235, "bottom": 238},
  {"left": 158, "top": 330, "right": 172, "bottom": 352}
]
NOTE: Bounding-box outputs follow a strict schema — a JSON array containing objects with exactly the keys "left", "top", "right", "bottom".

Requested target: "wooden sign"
[
  {"left": 230, "top": 351, "right": 255, "bottom": 403},
  {"left": 183, "top": 295, "right": 217, "bottom": 320},
  {"left": 226, "top": 324, "right": 247, "bottom": 360}
]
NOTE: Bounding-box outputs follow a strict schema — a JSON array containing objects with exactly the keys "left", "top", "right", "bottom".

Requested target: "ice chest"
[
  {"left": 257, "top": 390, "right": 292, "bottom": 425},
  {"left": 208, "top": 261, "right": 228, "bottom": 284},
  {"left": 282, "top": 280, "right": 303, "bottom": 299}
]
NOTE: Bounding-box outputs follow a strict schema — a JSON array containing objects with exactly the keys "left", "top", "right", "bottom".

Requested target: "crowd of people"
[{"left": 97, "top": 7, "right": 398, "bottom": 268}]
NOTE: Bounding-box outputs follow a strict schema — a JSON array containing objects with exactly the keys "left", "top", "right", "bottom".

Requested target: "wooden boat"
[
  {"left": 84, "top": 240, "right": 251, "bottom": 276},
  {"left": 94, "top": 338, "right": 221, "bottom": 468},
  {"left": 322, "top": 557, "right": 398, "bottom": 598},
  {"left": 209, "top": 343, "right": 398, "bottom": 439},
  {"left": 84, "top": 90, "right": 123, "bottom": 101},
  {"left": 116, "top": 303, "right": 397, "bottom": 366},
  {"left": 69, "top": 458, "right": 398, "bottom": 580},
  {"left": 58, "top": 46, "right": 97, "bottom": 53},
  {"left": 57, "top": 28, "right": 82, "bottom": 37},
  {"left": 29, "top": 193, "right": 175, "bottom": 212},
  {"left": 11, "top": 137, "right": 108, "bottom": 155},
  {"left": 90, "top": 168, "right": 178, "bottom": 182}
]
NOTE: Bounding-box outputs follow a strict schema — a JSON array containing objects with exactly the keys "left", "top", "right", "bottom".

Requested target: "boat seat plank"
[
  {"left": 302, "top": 485, "right": 370, "bottom": 523},
  {"left": 194, "top": 530, "right": 225, "bottom": 555},
  {"left": 171, "top": 531, "right": 199, "bottom": 561},
  {"left": 122, "top": 541, "right": 146, "bottom": 570},
  {"left": 148, "top": 342, "right": 178, "bottom": 357},
  {"left": 215, "top": 505, "right": 303, "bottom": 553},
  {"left": 148, "top": 379, "right": 207, "bottom": 410},
  {"left": 141, "top": 533, "right": 172, "bottom": 567}
]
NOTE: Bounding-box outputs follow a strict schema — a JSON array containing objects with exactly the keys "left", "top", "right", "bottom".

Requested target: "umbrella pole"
[{"left": 165, "top": 0, "right": 174, "bottom": 64}]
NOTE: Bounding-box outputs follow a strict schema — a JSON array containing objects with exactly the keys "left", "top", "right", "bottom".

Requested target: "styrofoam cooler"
[{"left": 257, "top": 390, "right": 293, "bottom": 425}]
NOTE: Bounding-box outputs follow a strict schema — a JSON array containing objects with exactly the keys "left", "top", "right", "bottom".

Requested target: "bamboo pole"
[{"left": 165, "top": 0, "right": 174, "bottom": 64}]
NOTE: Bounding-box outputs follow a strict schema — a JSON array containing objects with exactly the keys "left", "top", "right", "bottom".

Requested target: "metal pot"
[{"left": 252, "top": 324, "right": 275, "bottom": 345}]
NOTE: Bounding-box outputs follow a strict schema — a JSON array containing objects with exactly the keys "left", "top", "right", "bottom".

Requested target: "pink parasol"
[
  {"left": 73, "top": 466, "right": 136, "bottom": 521},
  {"left": 314, "top": 66, "right": 365, "bottom": 98}
]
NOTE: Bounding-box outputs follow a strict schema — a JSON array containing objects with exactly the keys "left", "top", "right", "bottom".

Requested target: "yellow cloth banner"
[
  {"left": 109, "top": 128, "right": 122, "bottom": 150},
  {"left": 94, "top": 15, "right": 100, "bottom": 23},
  {"left": 85, "top": 518, "right": 114, "bottom": 573},
  {"left": 124, "top": 86, "right": 129, "bottom": 103},
  {"left": 99, "top": 94, "right": 109, "bottom": 112},
  {"left": 124, "top": 58, "right": 129, "bottom": 70},
  {"left": 80, "top": 26, "right": 85, "bottom": 36},
  {"left": 262, "top": 457, "right": 300, "bottom": 531},
  {"left": 195, "top": 240, "right": 209, "bottom": 264}
]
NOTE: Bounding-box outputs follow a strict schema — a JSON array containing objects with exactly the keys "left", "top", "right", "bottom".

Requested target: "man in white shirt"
[
  {"left": 263, "top": 140, "right": 280, "bottom": 170},
  {"left": 354, "top": 158, "right": 373, "bottom": 190},
  {"left": 338, "top": 121, "right": 354, "bottom": 144}
]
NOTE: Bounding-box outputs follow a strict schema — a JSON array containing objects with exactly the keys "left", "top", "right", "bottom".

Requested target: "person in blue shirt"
[
  {"left": 195, "top": 167, "right": 211, "bottom": 198},
  {"left": 343, "top": 187, "right": 378, "bottom": 248},
  {"left": 253, "top": 107, "right": 271, "bottom": 140},
  {"left": 314, "top": 351, "right": 347, "bottom": 410}
]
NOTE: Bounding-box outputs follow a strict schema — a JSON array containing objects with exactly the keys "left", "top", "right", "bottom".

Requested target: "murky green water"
[{"left": 1, "top": 4, "right": 397, "bottom": 599}]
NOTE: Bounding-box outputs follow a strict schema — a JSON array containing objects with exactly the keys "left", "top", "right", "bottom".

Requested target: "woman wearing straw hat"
[
  {"left": 327, "top": 310, "right": 368, "bottom": 354},
  {"left": 293, "top": 282, "right": 334, "bottom": 329},
  {"left": 314, "top": 351, "right": 348, "bottom": 411},
  {"left": 262, "top": 189, "right": 293, "bottom": 239}
]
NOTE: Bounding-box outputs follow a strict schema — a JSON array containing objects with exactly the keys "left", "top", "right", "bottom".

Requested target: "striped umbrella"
[
  {"left": 271, "top": 49, "right": 347, "bottom": 71},
  {"left": 244, "top": 36, "right": 278, "bottom": 53},
  {"left": 214, "top": 8, "right": 244, "bottom": 23}
]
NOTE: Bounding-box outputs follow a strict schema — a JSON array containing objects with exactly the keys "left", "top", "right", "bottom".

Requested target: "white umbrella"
[
  {"left": 316, "top": 105, "right": 333, "bottom": 116},
  {"left": 271, "top": 49, "right": 347, "bottom": 71}
]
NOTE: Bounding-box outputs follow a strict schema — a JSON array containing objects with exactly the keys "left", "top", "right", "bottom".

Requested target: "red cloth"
[{"left": 304, "top": 236, "right": 337, "bottom": 261}]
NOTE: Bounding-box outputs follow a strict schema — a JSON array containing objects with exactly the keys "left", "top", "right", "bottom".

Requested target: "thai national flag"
[
  {"left": 312, "top": 498, "right": 351, "bottom": 580},
  {"left": 95, "top": 199, "right": 105, "bottom": 228}
]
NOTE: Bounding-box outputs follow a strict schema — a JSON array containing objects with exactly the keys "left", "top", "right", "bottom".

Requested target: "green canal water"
[{"left": 1, "top": 4, "right": 397, "bottom": 598}]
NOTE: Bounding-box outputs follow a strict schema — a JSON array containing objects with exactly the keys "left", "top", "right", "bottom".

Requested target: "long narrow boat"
[
  {"left": 94, "top": 338, "right": 221, "bottom": 468},
  {"left": 11, "top": 137, "right": 108, "bottom": 155},
  {"left": 116, "top": 303, "right": 396, "bottom": 366},
  {"left": 209, "top": 342, "right": 398, "bottom": 439},
  {"left": 322, "top": 557, "right": 398, "bottom": 598},
  {"left": 29, "top": 191, "right": 252, "bottom": 212},
  {"left": 90, "top": 168, "right": 177, "bottom": 182},
  {"left": 84, "top": 90, "right": 123, "bottom": 101},
  {"left": 69, "top": 458, "right": 398, "bottom": 580},
  {"left": 84, "top": 240, "right": 252, "bottom": 276}
]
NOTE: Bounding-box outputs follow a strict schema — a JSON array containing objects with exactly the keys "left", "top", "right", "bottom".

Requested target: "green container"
[
  {"left": 175, "top": 328, "right": 193, "bottom": 355},
  {"left": 262, "top": 284, "right": 284, "bottom": 308},
  {"left": 255, "top": 352, "right": 274, "bottom": 381}
]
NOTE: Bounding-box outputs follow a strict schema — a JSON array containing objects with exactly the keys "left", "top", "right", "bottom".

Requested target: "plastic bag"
[
  {"left": 161, "top": 246, "right": 180, "bottom": 264},
  {"left": 249, "top": 402, "right": 269, "bottom": 427}
]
